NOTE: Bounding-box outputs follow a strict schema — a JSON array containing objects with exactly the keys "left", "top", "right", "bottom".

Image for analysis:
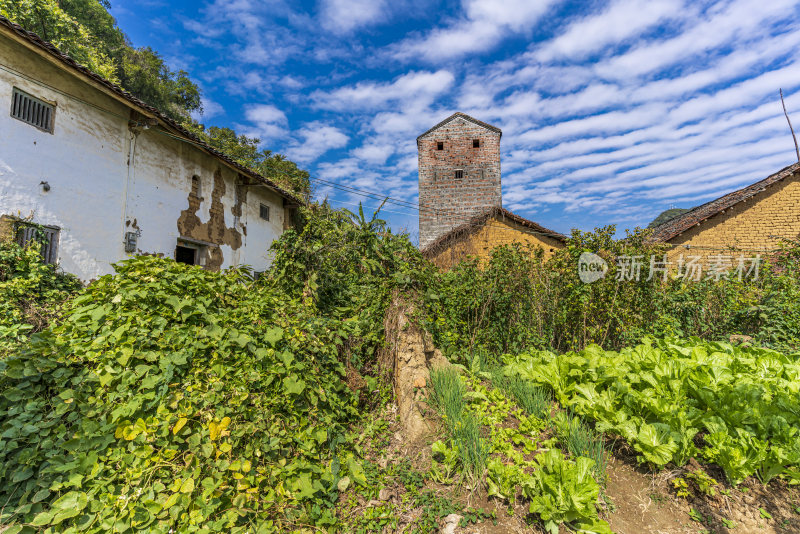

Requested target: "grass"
[{"left": 429, "top": 367, "right": 488, "bottom": 485}]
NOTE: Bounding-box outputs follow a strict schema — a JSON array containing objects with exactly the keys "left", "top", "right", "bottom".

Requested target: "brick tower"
[{"left": 417, "top": 112, "right": 502, "bottom": 249}]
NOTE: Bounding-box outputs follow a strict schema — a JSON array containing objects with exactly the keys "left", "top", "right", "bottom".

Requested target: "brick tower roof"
[{"left": 416, "top": 112, "right": 502, "bottom": 146}]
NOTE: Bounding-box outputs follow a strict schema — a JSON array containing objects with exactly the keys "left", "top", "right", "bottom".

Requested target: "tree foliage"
[{"left": 0, "top": 0, "right": 118, "bottom": 81}]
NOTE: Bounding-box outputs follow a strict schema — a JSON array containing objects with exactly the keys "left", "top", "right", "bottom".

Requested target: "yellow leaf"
[
  {"left": 172, "top": 417, "right": 187, "bottom": 435},
  {"left": 179, "top": 478, "right": 195, "bottom": 494},
  {"left": 209, "top": 417, "right": 231, "bottom": 440}
]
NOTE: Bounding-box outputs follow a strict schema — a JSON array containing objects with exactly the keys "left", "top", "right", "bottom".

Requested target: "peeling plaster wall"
[{"left": 0, "top": 34, "right": 286, "bottom": 281}]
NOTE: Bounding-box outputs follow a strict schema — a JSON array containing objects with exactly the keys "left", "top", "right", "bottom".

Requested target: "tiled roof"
[
  {"left": 650, "top": 162, "right": 800, "bottom": 242},
  {"left": 416, "top": 112, "right": 502, "bottom": 145},
  {"left": 0, "top": 16, "right": 304, "bottom": 206},
  {"left": 421, "top": 206, "right": 566, "bottom": 257}
]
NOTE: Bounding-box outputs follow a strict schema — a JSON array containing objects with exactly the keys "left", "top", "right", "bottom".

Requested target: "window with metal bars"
[
  {"left": 10, "top": 88, "right": 55, "bottom": 133},
  {"left": 260, "top": 203, "right": 270, "bottom": 221},
  {"left": 15, "top": 223, "right": 60, "bottom": 265}
]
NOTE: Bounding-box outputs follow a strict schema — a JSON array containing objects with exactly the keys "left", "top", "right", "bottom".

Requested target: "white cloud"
[
  {"left": 536, "top": 0, "right": 686, "bottom": 61},
  {"left": 286, "top": 122, "right": 349, "bottom": 163},
  {"left": 312, "top": 70, "right": 454, "bottom": 111},
  {"left": 595, "top": 0, "right": 800, "bottom": 80},
  {"left": 240, "top": 104, "right": 288, "bottom": 140},
  {"left": 319, "top": 0, "right": 387, "bottom": 33},
  {"left": 390, "top": 0, "right": 560, "bottom": 63}
]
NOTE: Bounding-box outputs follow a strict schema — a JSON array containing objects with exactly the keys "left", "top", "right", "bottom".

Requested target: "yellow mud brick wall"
[
  {"left": 427, "top": 215, "right": 565, "bottom": 270},
  {"left": 666, "top": 175, "right": 800, "bottom": 264}
]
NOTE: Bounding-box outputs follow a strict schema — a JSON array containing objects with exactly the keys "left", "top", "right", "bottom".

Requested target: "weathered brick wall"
[
  {"left": 427, "top": 215, "right": 565, "bottom": 269},
  {"left": 418, "top": 117, "right": 502, "bottom": 248},
  {"left": 666, "top": 174, "right": 800, "bottom": 264}
]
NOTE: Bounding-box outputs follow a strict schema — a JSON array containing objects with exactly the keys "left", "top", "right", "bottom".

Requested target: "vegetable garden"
[{"left": 1, "top": 208, "right": 800, "bottom": 533}]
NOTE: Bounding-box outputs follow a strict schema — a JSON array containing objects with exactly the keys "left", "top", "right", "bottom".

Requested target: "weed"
[
  {"left": 429, "top": 368, "right": 488, "bottom": 486},
  {"left": 689, "top": 508, "right": 705, "bottom": 523},
  {"left": 721, "top": 517, "right": 735, "bottom": 529},
  {"left": 760, "top": 507, "right": 772, "bottom": 519},
  {"left": 451, "top": 412, "right": 489, "bottom": 484}
]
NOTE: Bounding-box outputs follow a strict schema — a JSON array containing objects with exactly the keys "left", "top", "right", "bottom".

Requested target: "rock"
[
  {"left": 730, "top": 334, "right": 753, "bottom": 345},
  {"left": 378, "top": 488, "right": 392, "bottom": 501},
  {"left": 413, "top": 376, "right": 426, "bottom": 388},
  {"left": 378, "top": 457, "right": 388, "bottom": 469},
  {"left": 440, "top": 513, "right": 462, "bottom": 534}
]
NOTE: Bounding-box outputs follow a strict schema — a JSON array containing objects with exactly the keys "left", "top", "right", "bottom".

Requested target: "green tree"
[
  {"left": 0, "top": 0, "right": 118, "bottom": 81},
  {"left": 119, "top": 46, "right": 202, "bottom": 120}
]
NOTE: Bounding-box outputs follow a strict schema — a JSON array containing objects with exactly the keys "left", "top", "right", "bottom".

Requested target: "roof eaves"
[
  {"left": 649, "top": 162, "right": 800, "bottom": 242},
  {"left": 421, "top": 206, "right": 566, "bottom": 258},
  {"left": 416, "top": 112, "right": 502, "bottom": 145}
]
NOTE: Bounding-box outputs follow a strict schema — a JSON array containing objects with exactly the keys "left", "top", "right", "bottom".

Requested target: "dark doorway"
[{"left": 175, "top": 245, "right": 196, "bottom": 265}]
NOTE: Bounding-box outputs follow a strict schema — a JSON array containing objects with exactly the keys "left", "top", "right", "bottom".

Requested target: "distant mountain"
[{"left": 648, "top": 208, "right": 690, "bottom": 228}]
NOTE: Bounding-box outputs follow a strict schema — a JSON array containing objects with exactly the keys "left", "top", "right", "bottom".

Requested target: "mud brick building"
[
  {"left": 417, "top": 112, "right": 565, "bottom": 268},
  {"left": 650, "top": 162, "right": 800, "bottom": 263}
]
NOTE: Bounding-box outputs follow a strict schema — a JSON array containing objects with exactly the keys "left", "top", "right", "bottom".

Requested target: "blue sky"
[{"left": 111, "top": 0, "right": 800, "bottom": 242}]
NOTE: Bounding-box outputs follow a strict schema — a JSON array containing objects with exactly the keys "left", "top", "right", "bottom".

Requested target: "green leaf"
[
  {"left": 337, "top": 476, "right": 351, "bottom": 492},
  {"left": 264, "top": 327, "right": 283, "bottom": 346},
  {"left": 283, "top": 376, "right": 306, "bottom": 395}
]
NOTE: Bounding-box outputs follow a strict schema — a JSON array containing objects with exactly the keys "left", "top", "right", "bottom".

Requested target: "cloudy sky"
[{"left": 112, "top": 0, "right": 800, "bottom": 241}]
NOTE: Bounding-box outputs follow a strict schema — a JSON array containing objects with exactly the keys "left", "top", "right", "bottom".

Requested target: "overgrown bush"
[
  {"left": 267, "top": 203, "right": 434, "bottom": 370},
  {"left": 429, "top": 226, "right": 800, "bottom": 360},
  {"left": 0, "top": 240, "right": 81, "bottom": 354}
]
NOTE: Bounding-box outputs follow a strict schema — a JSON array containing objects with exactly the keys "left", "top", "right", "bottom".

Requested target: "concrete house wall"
[{"left": 0, "top": 28, "right": 289, "bottom": 281}]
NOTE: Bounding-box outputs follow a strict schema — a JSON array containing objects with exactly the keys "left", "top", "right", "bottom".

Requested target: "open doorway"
[{"left": 175, "top": 245, "right": 196, "bottom": 265}]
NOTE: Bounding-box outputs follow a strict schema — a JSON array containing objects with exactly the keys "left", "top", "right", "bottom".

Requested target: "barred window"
[
  {"left": 260, "top": 203, "right": 270, "bottom": 221},
  {"left": 15, "top": 222, "right": 59, "bottom": 264},
  {"left": 454, "top": 170, "right": 464, "bottom": 179},
  {"left": 11, "top": 88, "right": 55, "bottom": 133}
]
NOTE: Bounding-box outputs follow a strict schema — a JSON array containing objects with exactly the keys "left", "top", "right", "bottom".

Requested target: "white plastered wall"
[{"left": 0, "top": 33, "right": 286, "bottom": 281}]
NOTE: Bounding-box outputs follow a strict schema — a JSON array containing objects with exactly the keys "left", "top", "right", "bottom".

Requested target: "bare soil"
[{"left": 603, "top": 445, "right": 800, "bottom": 534}]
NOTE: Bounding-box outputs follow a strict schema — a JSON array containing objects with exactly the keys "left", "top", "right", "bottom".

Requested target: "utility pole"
[{"left": 780, "top": 88, "right": 800, "bottom": 162}]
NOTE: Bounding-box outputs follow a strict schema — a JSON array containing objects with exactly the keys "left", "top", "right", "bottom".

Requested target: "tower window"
[
  {"left": 436, "top": 142, "right": 443, "bottom": 150},
  {"left": 473, "top": 139, "right": 480, "bottom": 148},
  {"left": 454, "top": 170, "right": 463, "bottom": 179}
]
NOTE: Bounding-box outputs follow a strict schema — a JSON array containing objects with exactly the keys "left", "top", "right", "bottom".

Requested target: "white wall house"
[{"left": 0, "top": 17, "right": 301, "bottom": 281}]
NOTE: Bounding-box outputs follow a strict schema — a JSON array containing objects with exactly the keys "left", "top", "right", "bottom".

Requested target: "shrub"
[{"left": 0, "top": 240, "right": 81, "bottom": 354}]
